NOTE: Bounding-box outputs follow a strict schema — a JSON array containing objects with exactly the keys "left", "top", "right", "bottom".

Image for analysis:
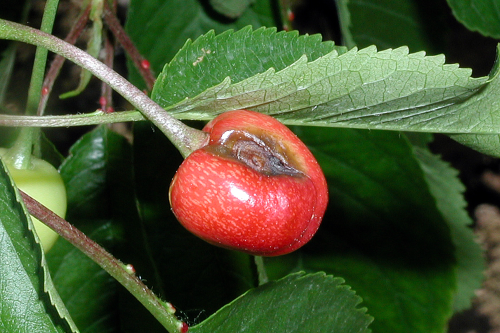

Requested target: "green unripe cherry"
[{"left": 0, "top": 148, "right": 67, "bottom": 252}]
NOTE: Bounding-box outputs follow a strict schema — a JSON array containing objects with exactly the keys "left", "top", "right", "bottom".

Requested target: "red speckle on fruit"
[
  {"left": 169, "top": 110, "right": 328, "bottom": 256},
  {"left": 287, "top": 9, "right": 295, "bottom": 22},
  {"left": 106, "top": 106, "right": 114, "bottom": 113},
  {"left": 141, "top": 59, "right": 150, "bottom": 70},
  {"left": 41, "top": 86, "right": 49, "bottom": 96}
]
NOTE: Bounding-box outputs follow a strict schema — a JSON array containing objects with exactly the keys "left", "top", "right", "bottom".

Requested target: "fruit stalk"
[
  {"left": 254, "top": 256, "right": 269, "bottom": 285},
  {"left": 0, "top": 110, "right": 146, "bottom": 127},
  {"left": 10, "top": 0, "right": 60, "bottom": 170},
  {"left": 20, "top": 190, "right": 187, "bottom": 333}
]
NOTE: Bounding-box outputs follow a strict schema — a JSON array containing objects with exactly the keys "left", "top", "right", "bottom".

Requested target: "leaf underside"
[{"left": 152, "top": 27, "right": 500, "bottom": 156}]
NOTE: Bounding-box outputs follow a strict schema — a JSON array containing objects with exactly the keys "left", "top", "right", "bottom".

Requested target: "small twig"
[
  {"left": 38, "top": 3, "right": 92, "bottom": 116},
  {"left": 20, "top": 190, "right": 187, "bottom": 333},
  {"left": 102, "top": 0, "right": 156, "bottom": 90},
  {"left": 12, "top": 0, "right": 61, "bottom": 169},
  {"left": 26, "top": 0, "right": 60, "bottom": 117},
  {"left": 101, "top": 31, "right": 114, "bottom": 112}
]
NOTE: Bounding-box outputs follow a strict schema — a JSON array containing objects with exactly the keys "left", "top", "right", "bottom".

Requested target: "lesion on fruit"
[{"left": 207, "top": 129, "right": 304, "bottom": 177}]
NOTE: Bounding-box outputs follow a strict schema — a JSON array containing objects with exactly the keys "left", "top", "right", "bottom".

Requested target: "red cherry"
[{"left": 169, "top": 110, "right": 328, "bottom": 256}]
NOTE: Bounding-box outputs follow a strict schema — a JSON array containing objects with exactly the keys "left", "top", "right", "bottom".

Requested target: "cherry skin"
[{"left": 169, "top": 110, "right": 328, "bottom": 256}]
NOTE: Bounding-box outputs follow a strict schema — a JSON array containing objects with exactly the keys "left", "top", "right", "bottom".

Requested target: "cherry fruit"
[
  {"left": 0, "top": 148, "right": 66, "bottom": 252},
  {"left": 169, "top": 110, "right": 328, "bottom": 256}
]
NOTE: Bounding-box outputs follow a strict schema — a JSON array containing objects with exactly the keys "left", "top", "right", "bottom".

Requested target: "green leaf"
[
  {"left": 0, "top": 159, "right": 78, "bottom": 333},
  {"left": 265, "top": 127, "right": 456, "bottom": 333},
  {"left": 156, "top": 31, "right": 484, "bottom": 126},
  {"left": 210, "top": 0, "right": 255, "bottom": 19},
  {"left": 412, "top": 145, "right": 485, "bottom": 312},
  {"left": 336, "top": 0, "right": 497, "bottom": 156},
  {"left": 61, "top": 124, "right": 167, "bottom": 333},
  {"left": 151, "top": 27, "right": 500, "bottom": 156},
  {"left": 449, "top": 133, "right": 500, "bottom": 157},
  {"left": 337, "top": 0, "right": 444, "bottom": 51},
  {"left": 46, "top": 224, "right": 119, "bottom": 333},
  {"left": 39, "top": 131, "right": 65, "bottom": 169},
  {"left": 190, "top": 272, "right": 372, "bottom": 333},
  {"left": 447, "top": 0, "right": 500, "bottom": 38},
  {"left": 125, "top": 0, "right": 278, "bottom": 89},
  {"left": 60, "top": 125, "right": 138, "bottom": 224},
  {"left": 53, "top": 125, "right": 152, "bottom": 332},
  {"left": 152, "top": 26, "right": 341, "bottom": 108}
]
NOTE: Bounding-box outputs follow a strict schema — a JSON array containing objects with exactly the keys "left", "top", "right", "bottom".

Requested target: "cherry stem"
[
  {"left": 26, "top": 0, "right": 59, "bottom": 117},
  {"left": 7, "top": 0, "right": 60, "bottom": 169},
  {"left": 254, "top": 256, "right": 269, "bottom": 285},
  {"left": 3, "top": 128, "right": 37, "bottom": 169},
  {"left": 101, "top": 31, "right": 114, "bottom": 112},
  {"left": 0, "top": 110, "right": 146, "bottom": 126},
  {"left": 20, "top": 190, "right": 185, "bottom": 333},
  {"left": 0, "top": 18, "right": 208, "bottom": 158},
  {"left": 38, "top": 3, "right": 91, "bottom": 116}
]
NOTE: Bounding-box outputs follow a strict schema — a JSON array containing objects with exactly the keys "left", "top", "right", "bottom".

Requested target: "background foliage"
[{"left": 1, "top": 0, "right": 498, "bottom": 332}]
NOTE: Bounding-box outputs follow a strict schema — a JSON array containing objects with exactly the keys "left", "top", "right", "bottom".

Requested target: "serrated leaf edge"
[
  {"left": 163, "top": 42, "right": 487, "bottom": 131},
  {"left": 191, "top": 271, "right": 373, "bottom": 331}
]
